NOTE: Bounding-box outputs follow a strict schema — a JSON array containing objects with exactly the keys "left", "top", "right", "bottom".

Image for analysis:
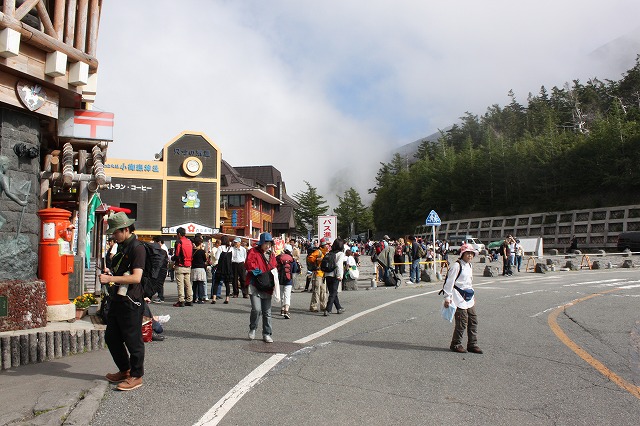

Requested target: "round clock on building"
[{"left": 183, "top": 157, "right": 203, "bottom": 176}]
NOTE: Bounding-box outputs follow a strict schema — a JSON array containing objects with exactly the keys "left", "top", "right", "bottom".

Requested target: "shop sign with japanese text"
[{"left": 317, "top": 215, "right": 337, "bottom": 244}]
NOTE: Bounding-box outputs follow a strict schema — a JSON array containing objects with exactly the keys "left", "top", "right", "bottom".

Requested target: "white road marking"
[
  {"left": 195, "top": 289, "right": 440, "bottom": 425},
  {"left": 500, "top": 289, "right": 547, "bottom": 299},
  {"left": 194, "top": 354, "right": 287, "bottom": 426},
  {"left": 563, "top": 279, "right": 626, "bottom": 287}
]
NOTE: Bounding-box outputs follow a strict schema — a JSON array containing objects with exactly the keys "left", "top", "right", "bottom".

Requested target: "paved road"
[{"left": 85, "top": 257, "right": 640, "bottom": 426}]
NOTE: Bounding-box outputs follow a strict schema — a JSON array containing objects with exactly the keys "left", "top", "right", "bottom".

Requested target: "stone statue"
[{"left": 0, "top": 155, "right": 30, "bottom": 232}]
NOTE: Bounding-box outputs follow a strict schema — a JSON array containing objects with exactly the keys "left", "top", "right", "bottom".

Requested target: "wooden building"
[{"left": 220, "top": 161, "right": 298, "bottom": 240}]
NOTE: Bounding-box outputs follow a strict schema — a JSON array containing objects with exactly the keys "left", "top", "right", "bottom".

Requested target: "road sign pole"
[{"left": 432, "top": 225, "right": 436, "bottom": 275}]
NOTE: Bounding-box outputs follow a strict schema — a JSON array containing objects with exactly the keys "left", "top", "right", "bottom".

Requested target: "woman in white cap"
[
  {"left": 441, "top": 243, "right": 482, "bottom": 354},
  {"left": 276, "top": 244, "right": 295, "bottom": 318}
]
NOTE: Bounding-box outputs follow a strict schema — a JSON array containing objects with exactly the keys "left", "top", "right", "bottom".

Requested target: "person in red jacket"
[
  {"left": 172, "top": 227, "right": 193, "bottom": 307},
  {"left": 245, "top": 232, "right": 277, "bottom": 343}
]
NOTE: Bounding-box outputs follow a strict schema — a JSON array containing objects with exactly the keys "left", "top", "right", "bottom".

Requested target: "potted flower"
[{"left": 73, "top": 293, "right": 98, "bottom": 318}]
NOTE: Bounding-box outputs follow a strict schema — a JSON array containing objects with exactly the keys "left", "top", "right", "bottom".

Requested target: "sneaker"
[
  {"left": 204, "top": 297, "right": 209, "bottom": 301},
  {"left": 197, "top": 300, "right": 204, "bottom": 304},
  {"left": 323, "top": 311, "right": 330, "bottom": 316},
  {"left": 263, "top": 335, "right": 273, "bottom": 343},
  {"left": 185, "top": 301, "right": 193, "bottom": 306},
  {"left": 157, "top": 315, "right": 170, "bottom": 324},
  {"left": 152, "top": 332, "right": 165, "bottom": 341},
  {"left": 152, "top": 298, "right": 162, "bottom": 304},
  {"left": 336, "top": 308, "right": 345, "bottom": 314},
  {"left": 283, "top": 312, "right": 291, "bottom": 319},
  {"left": 406, "top": 280, "right": 415, "bottom": 285},
  {"left": 173, "top": 301, "right": 184, "bottom": 307},
  {"left": 248, "top": 329, "right": 256, "bottom": 340},
  {"left": 105, "top": 370, "right": 130, "bottom": 383},
  {"left": 116, "top": 376, "right": 143, "bottom": 391}
]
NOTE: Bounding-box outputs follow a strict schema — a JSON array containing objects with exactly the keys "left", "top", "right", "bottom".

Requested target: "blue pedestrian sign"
[{"left": 426, "top": 210, "right": 441, "bottom": 226}]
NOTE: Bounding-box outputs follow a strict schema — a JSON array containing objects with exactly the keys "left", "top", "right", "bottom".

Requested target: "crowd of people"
[{"left": 99, "top": 212, "right": 490, "bottom": 392}]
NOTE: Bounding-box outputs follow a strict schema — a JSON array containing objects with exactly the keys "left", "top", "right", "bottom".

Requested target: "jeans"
[
  {"left": 192, "top": 281, "right": 205, "bottom": 301},
  {"left": 325, "top": 276, "right": 342, "bottom": 313},
  {"left": 249, "top": 292, "right": 272, "bottom": 336},
  {"left": 515, "top": 255, "right": 522, "bottom": 272},
  {"left": 410, "top": 259, "right": 420, "bottom": 283}
]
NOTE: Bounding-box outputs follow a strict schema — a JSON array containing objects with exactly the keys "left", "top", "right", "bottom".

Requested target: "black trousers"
[
  {"left": 325, "top": 276, "right": 342, "bottom": 313},
  {"left": 232, "top": 262, "right": 246, "bottom": 296},
  {"left": 105, "top": 297, "right": 145, "bottom": 377}
]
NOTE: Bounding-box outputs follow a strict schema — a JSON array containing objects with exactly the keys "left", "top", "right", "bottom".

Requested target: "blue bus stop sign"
[{"left": 426, "top": 210, "right": 441, "bottom": 226}]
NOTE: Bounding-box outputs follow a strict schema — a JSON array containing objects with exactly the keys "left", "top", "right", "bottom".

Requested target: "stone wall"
[
  {"left": 0, "top": 280, "right": 47, "bottom": 331},
  {"left": 0, "top": 108, "right": 41, "bottom": 280}
]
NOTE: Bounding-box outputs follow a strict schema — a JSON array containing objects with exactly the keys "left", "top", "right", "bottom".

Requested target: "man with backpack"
[
  {"left": 98, "top": 212, "right": 146, "bottom": 391},
  {"left": 406, "top": 235, "right": 421, "bottom": 285},
  {"left": 172, "top": 227, "right": 193, "bottom": 307},
  {"left": 307, "top": 237, "right": 331, "bottom": 312}
]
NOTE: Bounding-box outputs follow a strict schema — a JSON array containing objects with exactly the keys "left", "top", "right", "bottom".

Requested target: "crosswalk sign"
[{"left": 426, "top": 210, "right": 441, "bottom": 226}]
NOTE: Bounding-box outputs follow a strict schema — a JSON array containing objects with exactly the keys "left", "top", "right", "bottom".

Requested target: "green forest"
[{"left": 370, "top": 56, "right": 640, "bottom": 236}]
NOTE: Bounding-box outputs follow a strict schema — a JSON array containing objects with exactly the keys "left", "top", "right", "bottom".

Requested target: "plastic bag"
[
  {"left": 441, "top": 303, "right": 456, "bottom": 323},
  {"left": 271, "top": 268, "right": 281, "bottom": 303},
  {"left": 349, "top": 266, "right": 360, "bottom": 279}
]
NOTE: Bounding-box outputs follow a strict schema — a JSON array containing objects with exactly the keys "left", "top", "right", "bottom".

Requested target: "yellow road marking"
[{"left": 548, "top": 288, "right": 640, "bottom": 399}]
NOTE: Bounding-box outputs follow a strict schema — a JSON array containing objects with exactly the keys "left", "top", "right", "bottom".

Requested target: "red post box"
[{"left": 37, "top": 208, "right": 75, "bottom": 305}]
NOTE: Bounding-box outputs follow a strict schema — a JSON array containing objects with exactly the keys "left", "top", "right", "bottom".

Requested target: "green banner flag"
[{"left": 86, "top": 193, "right": 102, "bottom": 268}]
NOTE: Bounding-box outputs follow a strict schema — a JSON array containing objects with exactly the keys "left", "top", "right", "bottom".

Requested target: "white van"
[{"left": 446, "top": 235, "right": 485, "bottom": 254}]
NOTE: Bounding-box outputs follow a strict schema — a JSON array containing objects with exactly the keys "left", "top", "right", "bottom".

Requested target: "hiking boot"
[
  {"left": 152, "top": 332, "right": 165, "bottom": 341},
  {"left": 184, "top": 301, "right": 193, "bottom": 306},
  {"left": 450, "top": 345, "right": 467, "bottom": 353},
  {"left": 105, "top": 370, "right": 130, "bottom": 383},
  {"left": 263, "top": 335, "right": 273, "bottom": 343},
  {"left": 173, "top": 301, "right": 184, "bottom": 307},
  {"left": 116, "top": 376, "right": 143, "bottom": 391},
  {"left": 248, "top": 329, "right": 256, "bottom": 340},
  {"left": 467, "top": 346, "right": 483, "bottom": 354}
]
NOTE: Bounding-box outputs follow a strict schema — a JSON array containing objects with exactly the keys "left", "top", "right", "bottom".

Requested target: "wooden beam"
[
  {"left": 35, "top": 0, "right": 56, "bottom": 38},
  {"left": 53, "top": 0, "right": 65, "bottom": 40},
  {"left": 64, "top": 0, "right": 76, "bottom": 46},
  {"left": 86, "top": 0, "right": 99, "bottom": 56},
  {"left": 14, "top": 0, "right": 39, "bottom": 22},
  {"left": 2, "top": 0, "right": 15, "bottom": 16},
  {"left": 0, "top": 11, "right": 99, "bottom": 70},
  {"left": 74, "top": 0, "right": 88, "bottom": 52}
]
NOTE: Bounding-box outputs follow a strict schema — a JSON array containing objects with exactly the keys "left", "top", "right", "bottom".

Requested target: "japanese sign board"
[
  {"left": 58, "top": 108, "right": 114, "bottom": 140},
  {"left": 317, "top": 215, "right": 337, "bottom": 244},
  {"left": 162, "top": 223, "right": 218, "bottom": 235}
]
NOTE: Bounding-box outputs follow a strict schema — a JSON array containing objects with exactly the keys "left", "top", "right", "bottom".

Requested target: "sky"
[{"left": 96, "top": 0, "right": 640, "bottom": 206}]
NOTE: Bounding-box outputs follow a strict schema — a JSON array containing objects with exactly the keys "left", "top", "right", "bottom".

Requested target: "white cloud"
[{"left": 95, "top": 0, "right": 640, "bottom": 205}]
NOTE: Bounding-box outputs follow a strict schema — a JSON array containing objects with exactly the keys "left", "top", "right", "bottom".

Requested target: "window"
[
  {"left": 262, "top": 201, "right": 272, "bottom": 215},
  {"left": 226, "top": 195, "right": 245, "bottom": 207},
  {"left": 252, "top": 197, "right": 259, "bottom": 209}
]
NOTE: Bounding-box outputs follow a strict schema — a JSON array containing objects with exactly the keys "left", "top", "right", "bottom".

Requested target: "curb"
[{"left": 0, "top": 328, "right": 106, "bottom": 370}]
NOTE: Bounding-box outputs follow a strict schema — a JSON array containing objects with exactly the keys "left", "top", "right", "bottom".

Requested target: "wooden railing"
[{"left": 0, "top": 0, "right": 100, "bottom": 70}]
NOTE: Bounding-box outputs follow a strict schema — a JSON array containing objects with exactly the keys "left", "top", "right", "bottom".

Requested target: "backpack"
[
  {"left": 306, "top": 248, "right": 320, "bottom": 271},
  {"left": 139, "top": 241, "right": 169, "bottom": 299},
  {"left": 277, "top": 253, "right": 293, "bottom": 282},
  {"left": 320, "top": 251, "right": 338, "bottom": 273},
  {"left": 417, "top": 244, "right": 426, "bottom": 259}
]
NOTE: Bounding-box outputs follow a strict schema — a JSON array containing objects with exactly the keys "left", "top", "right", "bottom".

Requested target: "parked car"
[
  {"left": 617, "top": 232, "right": 640, "bottom": 252},
  {"left": 448, "top": 234, "right": 485, "bottom": 254}
]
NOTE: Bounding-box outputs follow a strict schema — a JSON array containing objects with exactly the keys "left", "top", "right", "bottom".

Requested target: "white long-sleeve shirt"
[
  {"left": 442, "top": 259, "right": 475, "bottom": 309},
  {"left": 232, "top": 245, "right": 247, "bottom": 263},
  {"left": 323, "top": 251, "right": 345, "bottom": 280}
]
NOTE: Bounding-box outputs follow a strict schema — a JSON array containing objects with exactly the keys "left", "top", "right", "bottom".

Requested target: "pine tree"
[{"left": 292, "top": 181, "right": 329, "bottom": 235}]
